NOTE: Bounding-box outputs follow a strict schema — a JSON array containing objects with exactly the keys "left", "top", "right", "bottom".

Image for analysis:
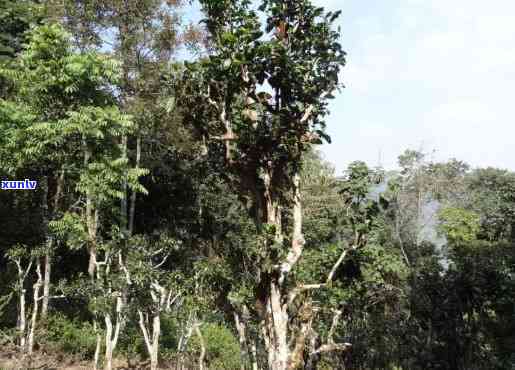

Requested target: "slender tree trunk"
[
  {"left": 121, "top": 134, "right": 128, "bottom": 237},
  {"left": 128, "top": 136, "right": 141, "bottom": 236},
  {"left": 104, "top": 296, "right": 123, "bottom": 370},
  {"left": 87, "top": 207, "right": 99, "bottom": 277},
  {"left": 195, "top": 324, "right": 206, "bottom": 370},
  {"left": 28, "top": 263, "right": 43, "bottom": 355},
  {"left": 83, "top": 140, "right": 99, "bottom": 277},
  {"left": 40, "top": 176, "right": 50, "bottom": 321},
  {"left": 234, "top": 311, "right": 248, "bottom": 370},
  {"left": 17, "top": 269, "right": 27, "bottom": 350},
  {"left": 41, "top": 252, "right": 51, "bottom": 319},
  {"left": 94, "top": 321, "right": 101, "bottom": 370},
  {"left": 105, "top": 314, "right": 114, "bottom": 370},
  {"left": 250, "top": 341, "right": 258, "bottom": 370},
  {"left": 150, "top": 315, "right": 160, "bottom": 370},
  {"left": 41, "top": 168, "right": 64, "bottom": 319},
  {"left": 138, "top": 310, "right": 161, "bottom": 370}
]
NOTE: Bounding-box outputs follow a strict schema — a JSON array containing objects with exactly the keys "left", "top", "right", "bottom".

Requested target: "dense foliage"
[{"left": 0, "top": 1, "right": 513, "bottom": 370}]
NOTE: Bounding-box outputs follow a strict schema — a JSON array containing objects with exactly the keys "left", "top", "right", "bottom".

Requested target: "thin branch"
[{"left": 153, "top": 254, "right": 169, "bottom": 269}]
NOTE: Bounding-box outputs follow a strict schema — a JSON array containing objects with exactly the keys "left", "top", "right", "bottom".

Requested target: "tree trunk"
[
  {"left": 18, "top": 275, "right": 27, "bottom": 350},
  {"left": 104, "top": 297, "right": 123, "bottom": 370},
  {"left": 94, "top": 321, "right": 101, "bottom": 370},
  {"left": 195, "top": 324, "right": 206, "bottom": 370},
  {"left": 105, "top": 314, "right": 114, "bottom": 370},
  {"left": 120, "top": 134, "right": 128, "bottom": 237},
  {"left": 42, "top": 168, "right": 64, "bottom": 319},
  {"left": 261, "top": 172, "right": 305, "bottom": 370},
  {"left": 234, "top": 311, "right": 248, "bottom": 370},
  {"left": 40, "top": 175, "right": 50, "bottom": 320},
  {"left": 150, "top": 315, "right": 160, "bottom": 370},
  {"left": 139, "top": 310, "right": 161, "bottom": 370},
  {"left": 87, "top": 208, "right": 99, "bottom": 277},
  {"left": 41, "top": 252, "right": 51, "bottom": 319},
  {"left": 128, "top": 135, "right": 141, "bottom": 236},
  {"left": 260, "top": 169, "right": 290, "bottom": 370},
  {"left": 28, "top": 262, "right": 43, "bottom": 355},
  {"left": 250, "top": 341, "right": 258, "bottom": 370},
  {"left": 83, "top": 140, "right": 99, "bottom": 278},
  {"left": 269, "top": 280, "right": 289, "bottom": 370}
]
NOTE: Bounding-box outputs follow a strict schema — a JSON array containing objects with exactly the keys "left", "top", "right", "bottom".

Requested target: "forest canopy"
[{"left": 0, "top": 1, "right": 513, "bottom": 370}]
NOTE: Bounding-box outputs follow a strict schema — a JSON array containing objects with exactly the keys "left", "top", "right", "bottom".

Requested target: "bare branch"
[
  {"left": 313, "top": 342, "right": 352, "bottom": 355},
  {"left": 153, "top": 254, "right": 169, "bottom": 269}
]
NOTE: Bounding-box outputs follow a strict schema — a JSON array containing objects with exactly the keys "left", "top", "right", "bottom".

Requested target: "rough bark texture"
[{"left": 260, "top": 172, "right": 306, "bottom": 370}]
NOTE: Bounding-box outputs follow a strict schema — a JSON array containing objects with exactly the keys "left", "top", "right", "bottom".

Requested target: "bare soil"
[{"left": 0, "top": 345, "right": 152, "bottom": 370}]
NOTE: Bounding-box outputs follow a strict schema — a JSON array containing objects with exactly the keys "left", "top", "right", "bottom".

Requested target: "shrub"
[
  {"left": 187, "top": 322, "right": 242, "bottom": 370},
  {"left": 42, "top": 313, "right": 97, "bottom": 359}
]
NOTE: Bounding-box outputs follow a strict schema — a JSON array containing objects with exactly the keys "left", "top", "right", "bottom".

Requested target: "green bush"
[
  {"left": 43, "top": 313, "right": 97, "bottom": 359},
  {"left": 187, "top": 322, "right": 242, "bottom": 370},
  {"left": 118, "top": 313, "right": 181, "bottom": 361}
]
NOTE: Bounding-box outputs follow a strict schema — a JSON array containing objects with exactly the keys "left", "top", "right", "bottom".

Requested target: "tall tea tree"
[
  {"left": 0, "top": 23, "right": 133, "bottom": 318},
  {"left": 183, "top": 1, "right": 345, "bottom": 368}
]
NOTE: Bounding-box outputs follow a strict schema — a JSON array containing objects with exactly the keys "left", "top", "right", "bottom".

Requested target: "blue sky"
[
  {"left": 186, "top": 0, "right": 515, "bottom": 175},
  {"left": 313, "top": 0, "right": 515, "bottom": 174}
]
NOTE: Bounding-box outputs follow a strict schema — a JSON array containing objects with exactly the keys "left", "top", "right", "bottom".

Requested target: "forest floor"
[{"left": 0, "top": 346, "right": 152, "bottom": 370}]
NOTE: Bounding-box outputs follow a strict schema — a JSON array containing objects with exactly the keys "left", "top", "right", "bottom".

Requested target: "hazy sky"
[
  {"left": 186, "top": 1, "right": 515, "bottom": 175},
  {"left": 312, "top": 0, "right": 515, "bottom": 174}
]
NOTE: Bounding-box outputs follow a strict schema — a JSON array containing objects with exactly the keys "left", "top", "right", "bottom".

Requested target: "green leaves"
[
  {"left": 50, "top": 213, "right": 88, "bottom": 251},
  {"left": 438, "top": 207, "right": 480, "bottom": 244},
  {"left": 4, "top": 23, "right": 120, "bottom": 117}
]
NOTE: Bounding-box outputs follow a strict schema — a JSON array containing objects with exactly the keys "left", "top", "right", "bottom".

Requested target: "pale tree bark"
[
  {"left": 42, "top": 168, "right": 64, "bottom": 319},
  {"left": 177, "top": 313, "right": 195, "bottom": 370},
  {"left": 104, "top": 296, "right": 123, "bottom": 370},
  {"left": 288, "top": 301, "right": 314, "bottom": 370},
  {"left": 93, "top": 321, "right": 101, "bottom": 370},
  {"left": 262, "top": 170, "right": 357, "bottom": 369},
  {"left": 138, "top": 311, "right": 161, "bottom": 370},
  {"left": 233, "top": 311, "right": 250, "bottom": 370},
  {"left": 269, "top": 281, "right": 289, "bottom": 370},
  {"left": 92, "top": 252, "right": 102, "bottom": 370},
  {"left": 14, "top": 258, "right": 32, "bottom": 351},
  {"left": 41, "top": 251, "right": 52, "bottom": 319},
  {"left": 194, "top": 323, "right": 206, "bottom": 370},
  {"left": 87, "top": 206, "right": 99, "bottom": 277},
  {"left": 262, "top": 172, "right": 306, "bottom": 370},
  {"left": 83, "top": 140, "right": 99, "bottom": 278},
  {"left": 40, "top": 175, "right": 50, "bottom": 320},
  {"left": 137, "top": 281, "right": 177, "bottom": 370},
  {"left": 91, "top": 253, "right": 125, "bottom": 370},
  {"left": 27, "top": 262, "right": 43, "bottom": 355}
]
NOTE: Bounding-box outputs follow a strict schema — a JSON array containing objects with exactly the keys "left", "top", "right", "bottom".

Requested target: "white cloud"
[{"left": 320, "top": 0, "right": 515, "bottom": 173}]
